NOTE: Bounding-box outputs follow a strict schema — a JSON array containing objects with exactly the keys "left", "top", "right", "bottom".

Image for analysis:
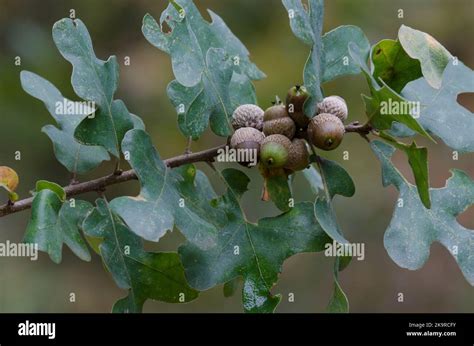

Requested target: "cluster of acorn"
[{"left": 230, "top": 85, "right": 348, "bottom": 176}]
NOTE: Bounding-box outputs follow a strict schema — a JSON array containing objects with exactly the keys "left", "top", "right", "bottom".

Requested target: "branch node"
[
  {"left": 95, "top": 186, "right": 107, "bottom": 197},
  {"left": 70, "top": 172, "right": 79, "bottom": 185}
]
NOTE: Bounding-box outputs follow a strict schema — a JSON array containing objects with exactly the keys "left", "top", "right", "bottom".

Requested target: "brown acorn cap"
[
  {"left": 285, "top": 138, "right": 310, "bottom": 172},
  {"left": 317, "top": 96, "right": 348, "bottom": 122},
  {"left": 230, "top": 127, "right": 265, "bottom": 148},
  {"left": 263, "top": 117, "right": 296, "bottom": 139},
  {"left": 308, "top": 113, "right": 345, "bottom": 151},
  {"left": 263, "top": 104, "right": 289, "bottom": 121},
  {"left": 231, "top": 104, "right": 264, "bottom": 131},
  {"left": 230, "top": 127, "right": 265, "bottom": 167}
]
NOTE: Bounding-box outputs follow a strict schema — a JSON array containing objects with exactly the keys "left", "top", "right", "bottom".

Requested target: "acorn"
[
  {"left": 230, "top": 127, "right": 265, "bottom": 167},
  {"left": 286, "top": 85, "right": 310, "bottom": 129},
  {"left": 231, "top": 104, "right": 264, "bottom": 131},
  {"left": 285, "top": 138, "right": 310, "bottom": 172},
  {"left": 308, "top": 113, "right": 345, "bottom": 151},
  {"left": 263, "top": 103, "right": 296, "bottom": 139},
  {"left": 260, "top": 134, "right": 292, "bottom": 168},
  {"left": 317, "top": 96, "right": 348, "bottom": 122}
]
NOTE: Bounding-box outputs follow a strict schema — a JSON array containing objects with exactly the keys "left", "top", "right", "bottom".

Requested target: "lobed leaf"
[
  {"left": 349, "top": 43, "right": 434, "bottom": 208},
  {"left": 52, "top": 18, "right": 136, "bottom": 157},
  {"left": 398, "top": 25, "right": 452, "bottom": 89},
  {"left": 401, "top": 62, "right": 474, "bottom": 153},
  {"left": 143, "top": 0, "right": 264, "bottom": 86},
  {"left": 282, "top": 0, "right": 324, "bottom": 115},
  {"left": 83, "top": 199, "right": 199, "bottom": 312},
  {"left": 321, "top": 25, "right": 371, "bottom": 84},
  {"left": 110, "top": 129, "right": 223, "bottom": 248},
  {"left": 304, "top": 157, "right": 353, "bottom": 311},
  {"left": 20, "top": 71, "right": 110, "bottom": 174},
  {"left": 167, "top": 48, "right": 243, "bottom": 139},
  {"left": 179, "top": 168, "right": 331, "bottom": 313},
  {"left": 313, "top": 158, "right": 355, "bottom": 244},
  {"left": 371, "top": 140, "right": 474, "bottom": 285},
  {"left": 349, "top": 42, "right": 431, "bottom": 139},
  {"left": 23, "top": 182, "right": 92, "bottom": 263},
  {"left": 326, "top": 256, "right": 350, "bottom": 313},
  {"left": 283, "top": 0, "right": 370, "bottom": 116},
  {"left": 378, "top": 132, "right": 431, "bottom": 208},
  {"left": 143, "top": 0, "right": 264, "bottom": 139}
]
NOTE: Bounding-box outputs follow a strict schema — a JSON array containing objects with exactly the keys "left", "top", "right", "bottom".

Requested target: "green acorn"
[
  {"left": 263, "top": 103, "right": 296, "bottom": 139},
  {"left": 260, "top": 134, "right": 292, "bottom": 168},
  {"left": 286, "top": 85, "right": 310, "bottom": 129},
  {"left": 308, "top": 113, "right": 345, "bottom": 151}
]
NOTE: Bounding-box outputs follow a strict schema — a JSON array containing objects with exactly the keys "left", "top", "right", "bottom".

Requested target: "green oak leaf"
[
  {"left": 282, "top": 0, "right": 314, "bottom": 45},
  {"left": 371, "top": 140, "right": 474, "bottom": 285},
  {"left": 110, "top": 129, "right": 222, "bottom": 248},
  {"left": 167, "top": 48, "right": 251, "bottom": 139},
  {"left": 321, "top": 25, "right": 371, "bottom": 83},
  {"left": 264, "top": 171, "right": 292, "bottom": 212},
  {"left": 398, "top": 25, "right": 452, "bottom": 89},
  {"left": 349, "top": 42, "right": 432, "bottom": 140},
  {"left": 378, "top": 132, "right": 431, "bottom": 208},
  {"left": 327, "top": 275, "right": 348, "bottom": 312},
  {"left": 326, "top": 256, "right": 350, "bottom": 313},
  {"left": 20, "top": 71, "right": 110, "bottom": 174},
  {"left": 143, "top": 0, "right": 264, "bottom": 139},
  {"left": 179, "top": 168, "right": 331, "bottom": 313},
  {"left": 34, "top": 180, "right": 67, "bottom": 201},
  {"left": 305, "top": 158, "right": 353, "bottom": 311},
  {"left": 401, "top": 62, "right": 474, "bottom": 153},
  {"left": 371, "top": 39, "right": 422, "bottom": 93},
  {"left": 282, "top": 0, "right": 324, "bottom": 115},
  {"left": 266, "top": 177, "right": 292, "bottom": 212},
  {"left": 82, "top": 199, "right": 198, "bottom": 312},
  {"left": 283, "top": 0, "right": 370, "bottom": 115},
  {"left": 52, "top": 18, "right": 135, "bottom": 157},
  {"left": 142, "top": 0, "right": 264, "bottom": 86},
  {"left": 314, "top": 158, "right": 355, "bottom": 244},
  {"left": 23, "top": 181, "right": 92, "bottom": 263},
  {"left": 229, "top": 72, "right": 258, "bottom": 111}
]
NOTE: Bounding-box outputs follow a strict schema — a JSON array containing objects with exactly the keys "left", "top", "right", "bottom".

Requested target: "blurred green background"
[{"left": 0, "top": 0, "right": 473, "bottom": 313}]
